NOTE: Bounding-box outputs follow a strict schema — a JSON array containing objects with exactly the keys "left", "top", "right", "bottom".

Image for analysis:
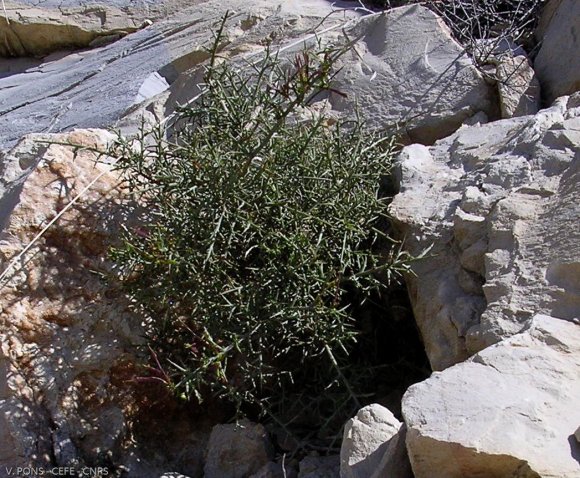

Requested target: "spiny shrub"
[{"left": 110, "top": 20, "right": 414, "bottom": 445}]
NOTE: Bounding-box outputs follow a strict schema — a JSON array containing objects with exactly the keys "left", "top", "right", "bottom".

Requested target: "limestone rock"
[
  {"left": 472, "top": 39, "right": 539, "bottom": 119},
  {"left": 204, "top": 420, "right": 274, "bottom": 478},
  {"left": 535, "top": 0, "right": 580, "bottom": 104},
  {"left": 0, "top": 129, "right": 133, "bottom": 469},
  {"left": 340, "top": 404, "right": 411, "bottom": 478},
  {"left": 326, "top": 5, "right": 496, "bottom": 144},
  {"left": 0, "top": 1, "right": 144, "bottom": 57},
  {"left": 403, "top": 314, "right": 580, "bottom": 478},
  {"left": 389, "top": 94, "right": 580, "bottom": 370},
  {"left": 0, "top": 0, "right": 361, "bottom": 150},
  {"left": 298, "top": 455, "right": 340, "bottom": 478},
  {"left": 497, "top": 54, "right": 541, "bottom": 118},
  {"left": 0, "top": 0, "right": 204, "bottom": 57},
  {"left": 0, "top": 2, "right": 496, "bottom": 151},
  {"left": 0, "top": 129, "right": 210, "bottom": 476}
]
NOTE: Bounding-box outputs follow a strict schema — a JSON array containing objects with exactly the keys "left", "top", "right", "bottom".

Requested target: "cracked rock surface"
[
  {"left": 0, "top": 2, "right": 496, "bottom": 152},
  {"left": 0, "top": 0, "right": 361, "bottom": 150},
  {"left": 403, "top": 314, "right": 580, "bottom": 478},
  {"left": 389, "top": 93, "right": 580, "bottom": 370},
  {"left": 0, "top": 129, "right": 211, "bottom": 476},
  {"left": 0, "top": 1, "right": 211, "bottom": 57}
]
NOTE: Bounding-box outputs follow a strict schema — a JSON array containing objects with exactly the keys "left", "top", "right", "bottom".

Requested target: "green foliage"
[{"left": 110, "top": 22, "right": 415, "bottom": 445}]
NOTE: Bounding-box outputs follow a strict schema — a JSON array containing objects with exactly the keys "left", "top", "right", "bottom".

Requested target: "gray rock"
[
  {"left": 0, "top": 0, "right": 361, "bottom": 150},
  {"left": 204, "top": 420, "right": 274, "bottom": 478},
  {"left": 298, "top": 455, "right": 340, "bottom": 478},
  {"left": 340, "top": 404, "right": 411, "bottom": 478},
  {"left": 389, "top": 94, "right": 580, "bottom": 370},
  {"left": 0, "top": 2, "right": 497, "bottom": 151},
  {"left": 403, "top": 314, "right": 580, "bottom": 478},
  {"left": 497, "top": 54, "right": 540, "bottom": 118},
  {"left": 325, "top": 5, "right": 496, "bottom": 144},
  {"left": 535, "top": 0, "right": 580, "bottom": 104}
]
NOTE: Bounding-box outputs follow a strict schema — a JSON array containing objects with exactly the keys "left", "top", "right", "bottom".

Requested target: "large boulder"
[
  {"left": 535, "top": 0, "right": 580, "bottom": 104},
  {"left": 0, "top": 129, "right": 210, "bottom": 476},
  {"left": 403, "top": 314, "right": 580, "bottom": 478},
  {"left": 0, "top": 0, "right": 361, "bottom": 150},
  {"left": 389, "top": 94, "right": 580, "bottom": 370},
  {"left": 0, "top": 2, "right": 497, "bottom": 151},
  {"left": 340, "top": 404, "right": 411, "bottom": 478},
  {"left": 325, "top": 5, "right": 496, "bottom": 143},
  {"left": 0, "top": 129, "right": 130, "bottom": 469},
  {"left": 0, "top": 0, "right": 160, "bottom": 57}
]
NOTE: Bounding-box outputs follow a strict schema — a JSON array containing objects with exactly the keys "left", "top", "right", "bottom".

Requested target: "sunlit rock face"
[
  {"left": 535, "top": 0, "right": 580, "bottom": 104},
  {"left": 390, "top": 93, "right": 580, "bottom": 370},
  {"left": 403, "top": 314, "right": 580, "bottom": 478}
]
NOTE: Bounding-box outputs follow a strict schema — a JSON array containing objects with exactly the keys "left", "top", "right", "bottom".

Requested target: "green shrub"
[{"left": 110, "top": 23, "right": 414, "bottom": 444}]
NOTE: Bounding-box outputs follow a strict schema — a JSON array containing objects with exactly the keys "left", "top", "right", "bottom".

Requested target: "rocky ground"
[{"left": 0, "top": 0, "right": 578, "bottom": 477}]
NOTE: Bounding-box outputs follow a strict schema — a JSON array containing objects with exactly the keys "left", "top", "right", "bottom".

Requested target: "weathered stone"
[
  {"left": 0, "top": 0, "right": 361, "bottom": 150},
  {"left": 389, "top": 94, "right": 580, "bottom": 370},
  {"left": 0, "top": 129, "right": 210, "bottom": 476},
  {"left": 0, "top": 0, "right": 208, "bottom": 57},
  {"left": 535, "top": 0, "right": 580, "bottom": 104},
  {"left": 326, "top": 5, "right": 496, "bottom": 144},
  {"left": 497, "top": 54, "right": 540, "bottom": 118},
  {"left": 403, "top": 314, "right": 580, "bottom": 478},
  {"left": 0, "top": 1, "right": 147, "bottom": 57},
  {"left": 472, "top": 39, "right": 539, "bottom": 119},
  {"left": 204, "top": 420, "right": 274, "bottom": 478},
  {"left": 298, "top": 455, "right": 340, "bottom": 478},
  {"left": 0, "top": 2, "right": 497, "bottom": 151},
  {"left": 340, "top": 404, "right": 411, "bottom": 478},
  {"left": 0, "top": 129, "right": 131, "bottom": 469}
]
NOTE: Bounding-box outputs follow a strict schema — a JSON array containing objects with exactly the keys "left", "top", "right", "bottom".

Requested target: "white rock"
[
  {"left": 402, "top": 314, "right": 580, "bottom": 478},
  {"left": 204, "top": 420, "right": 274, "bottom": 478},
  {"left": 535, "top": 0, "right": 580, "bottom": 103},
  {"left": 327, "top": 5, "right": 495, "bottom": 144},
  {"left": 340, "top": 404, "right": 411, "bottom": 478},
  {"left": 389, "top": 95, "right": 580, "bottom": 370}
]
